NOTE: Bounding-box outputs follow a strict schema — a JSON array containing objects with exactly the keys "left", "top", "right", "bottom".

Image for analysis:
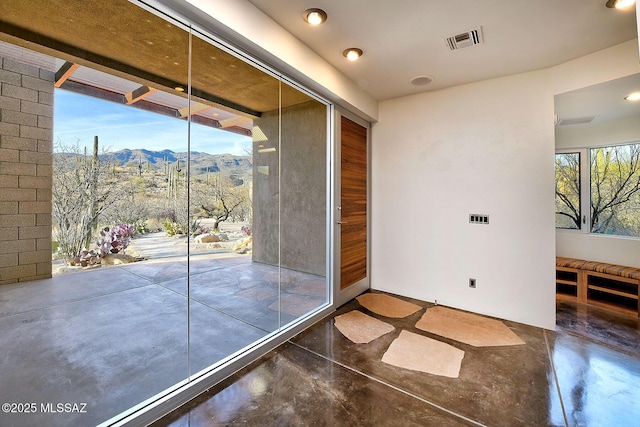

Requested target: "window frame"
[
  {"left": 556, "top": 141, "right": 640, "bottom": 239},
  {"left": 555, "top": 148, "right": 589, "bottom": 233}
]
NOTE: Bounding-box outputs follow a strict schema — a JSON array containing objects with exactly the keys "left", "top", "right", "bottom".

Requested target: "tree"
[
  {"left": 590, "top": 144, "right": 640, "bottom": 235},
  {"left": 555, "top": 144, "right": 640, "bottom": 236},
  {"left": 192, "top": 173, "right": 249, "bottom": 230},
  {"left": 555, "top": 153, "right": 581, "bottom": 229},
  {"left": 52, "top": 139, "right": 124, "bottom": 261}
]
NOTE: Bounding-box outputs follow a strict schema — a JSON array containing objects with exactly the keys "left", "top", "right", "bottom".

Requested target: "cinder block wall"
[{"left": 0, "top": 57, "right": 53, "bottom": 284}]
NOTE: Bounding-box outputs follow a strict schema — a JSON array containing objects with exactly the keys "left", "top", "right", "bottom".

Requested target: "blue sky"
[{"left": 53, "top": 89, "right": 251, "bottom": 155}]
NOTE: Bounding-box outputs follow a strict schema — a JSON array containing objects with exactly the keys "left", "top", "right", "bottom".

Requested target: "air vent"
[
  {"left": 445, "top": 27, "right": 483, "bottom": 51},
  {"left": 557, "top": 116, "right": 596, "bottom": 126}
]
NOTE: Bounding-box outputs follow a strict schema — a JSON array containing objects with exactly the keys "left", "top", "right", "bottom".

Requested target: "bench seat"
[
  {"left": 556, "top": 257, "right": 640, "bottom": 317},
  {"left": 556, "top": 257, "right": 640, "bottom": 280}
]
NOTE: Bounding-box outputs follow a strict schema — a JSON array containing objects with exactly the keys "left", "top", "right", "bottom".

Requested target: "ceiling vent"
[
  {"left": 557, "top": 116, "right": 597, "bottom": 126},
  {"left": 445, "top": 27, "right": 483, "bottom": 51}
]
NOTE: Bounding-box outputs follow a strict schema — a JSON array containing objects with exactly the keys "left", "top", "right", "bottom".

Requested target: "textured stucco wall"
[
  {"left": 0, "top": 56, "right": 53, "bottom": 284},
  {"left": 252, "top": 100, "right": 327, "bottom": 276}
]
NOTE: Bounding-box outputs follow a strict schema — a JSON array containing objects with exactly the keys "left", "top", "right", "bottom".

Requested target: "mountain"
[
  {"left": 55, "top": 149, "right": 252, "bottom": 182},
  {"left": 105, "top": 148, "right": 179, "bottom": 165},
  {"left": 110, "top": 149, "right": 253, "bottom": 180}
]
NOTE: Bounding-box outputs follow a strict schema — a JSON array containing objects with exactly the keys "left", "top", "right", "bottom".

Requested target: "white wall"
[
  {"left": 556, "top": 115, "right": 640, "bottom": 149},
  {"left": 557, "top": 231, "right": 640, "bottom": 267},
  {"left": 372, "top": 71, "right": 556, "bottom": 329},
  {"left": 372, "top": 40, "right": 640, "bottom": 330}
]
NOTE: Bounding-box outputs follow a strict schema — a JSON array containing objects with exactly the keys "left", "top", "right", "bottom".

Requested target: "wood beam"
[
  {"left": 125, "top": 85, "right": 157, "bottom": 105},
  {"left": 218, "top": 116, "right": 252, "bottom": 129},
  {"left": 58, "top": 79, "right": 124, "bottom": 103},
  {"left": 178, "top": 103, "right": 214, "bottom": 118},
  {"left": 224, "top": 125, "right": 253, "bottom": 137},
  {"left": 190, "top": 115, "right": 221, "bottom": 129},
  {"left": 57, "top": 79, "right": 235, "bottom": 132},
  {"left": 54, "top": 61, "right": 79, "bottom": 87}
]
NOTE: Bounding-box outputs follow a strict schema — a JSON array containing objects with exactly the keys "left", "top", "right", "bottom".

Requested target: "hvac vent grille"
[{"left": 446, "top": 27, "right": 483, "bottom": 51}]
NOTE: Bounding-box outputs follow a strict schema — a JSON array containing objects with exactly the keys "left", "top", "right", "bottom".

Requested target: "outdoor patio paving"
[{"left": 0, "top": 234, "right": 327, "bottom": 427}]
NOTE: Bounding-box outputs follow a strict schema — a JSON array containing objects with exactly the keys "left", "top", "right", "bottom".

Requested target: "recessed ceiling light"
[
  {"left": 343, "top": 48, "right": 363, "bottom": 61},
  {"left": 625, "top": 92, "right": 640, "bottom": 101},
  {"left": 303, "top": 8, "right": 327, "bottom": 25},
  {"left": 606, "top": 0, "right": 635, "bottom": 8},
  {"left": 174, "top": 86, "right": 185, "bottom": 92},
  {"left": 410, "top": 76, "right": 434, "bottom": 86}
]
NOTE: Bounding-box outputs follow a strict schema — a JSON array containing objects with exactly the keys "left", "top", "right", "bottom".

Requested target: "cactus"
[{"left": 96, "top": 224, "right": 135, "bottom": 256}]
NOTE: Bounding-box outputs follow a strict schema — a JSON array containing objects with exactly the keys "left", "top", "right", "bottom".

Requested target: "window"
[
  {"left": 555, "top": 142, "right": 640, "bottom": 238},
  {"left": 590, "top": 143, "right": 640, "bottom": 236},
  {"left": 555, "top": 152, "right": 581, "bottom": 229}
]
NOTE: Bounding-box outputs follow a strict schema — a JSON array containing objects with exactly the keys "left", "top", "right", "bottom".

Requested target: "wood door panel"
[{"left": 340, "top": 117, "right": 367, "bottom": 290}]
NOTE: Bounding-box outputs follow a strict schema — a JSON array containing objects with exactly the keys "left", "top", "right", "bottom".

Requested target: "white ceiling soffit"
[
  {"left": 555, "top": 72, "right": 640, "bottom": 125},
  {"left": 247, "top": 0, "right": 638, "bottom": 100},
  {"left": 0, "top": 39, "right": 56, "bottom": 70}
]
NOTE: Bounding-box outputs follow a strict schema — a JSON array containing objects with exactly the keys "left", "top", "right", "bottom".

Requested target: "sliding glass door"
[{"left": 0, "top": 0, "right": 330, "bottom": 425}]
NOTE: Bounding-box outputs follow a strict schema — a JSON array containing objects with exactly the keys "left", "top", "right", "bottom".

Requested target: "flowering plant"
[{"left": 97, "top": 223, "right": 135, "bottom": 255}]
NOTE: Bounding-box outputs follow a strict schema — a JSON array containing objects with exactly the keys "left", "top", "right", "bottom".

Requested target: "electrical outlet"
[{"left": 469, "top": 278, "right": 476, "bottom": 288}]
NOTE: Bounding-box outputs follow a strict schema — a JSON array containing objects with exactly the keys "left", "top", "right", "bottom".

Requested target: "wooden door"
[{"left": 339, "top": 116, "right": 367, "bottom": 290}]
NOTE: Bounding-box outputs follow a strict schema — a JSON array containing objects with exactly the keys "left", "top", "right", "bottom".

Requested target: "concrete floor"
[
  {"left": 153, "top": 295, "right": 640, "bottom": 427},
  {"left": 0, "top": 240, "right": 326, "bottom": 427}
]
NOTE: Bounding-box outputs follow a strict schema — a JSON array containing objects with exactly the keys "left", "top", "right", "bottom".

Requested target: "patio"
[{"left": 0, "top": 233, "right": 327, "bottom": 427}]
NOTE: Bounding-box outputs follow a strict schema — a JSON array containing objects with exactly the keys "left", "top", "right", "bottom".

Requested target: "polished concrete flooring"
[
  {"left": 0, "top": 249, "right": 326, "bottom": 427},
  {"left": 154, "top": 295, "right": 640, "bottom": 427}
]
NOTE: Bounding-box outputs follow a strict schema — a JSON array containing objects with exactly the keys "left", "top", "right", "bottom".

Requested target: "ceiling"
[
  {"left": 248, "top": 0, "right": 638, "bottom": 101},
  {"left": 0, "top": 0, "right": 637, "bottom": 127},
  {"left": 555, "top": 72, "right": 640, "bottom": 126},
  {"left": 0, "top": 0, "right": 313, "bottom": 129}
]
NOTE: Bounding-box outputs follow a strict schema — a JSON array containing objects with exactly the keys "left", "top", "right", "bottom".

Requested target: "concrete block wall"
[
  {"left": 0, "top": 56, "right": 54, "bottom": 284},
  {"left": 252, "top": 100, "right": 327, "bottom": 276}
]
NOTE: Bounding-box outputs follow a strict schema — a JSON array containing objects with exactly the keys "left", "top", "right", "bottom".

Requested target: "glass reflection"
[
  {"left": 551, "top": 334, "right": 640, "bottom": 426},
  {"left": 188, "top": 32, "right": 283, "bottom": 377},
  {"left": 0, "top": 1, "right": 191, "bottom": 423},
  {"left": 277, "top": 81, "right": 329, "bottom": 326},
  {"left": 0, "top": 0, "right": 330, "bottom": 425}
]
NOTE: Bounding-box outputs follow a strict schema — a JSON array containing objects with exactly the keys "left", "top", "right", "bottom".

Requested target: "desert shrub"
[
  {"left": 190, "top": 219, "right": 210, "bottom": 237},
  {"left": 163, "top": 220, "right": 184, "bottom": 236},
  {"left": 133, "top": 221, "right": 149, "bottom": 234}
]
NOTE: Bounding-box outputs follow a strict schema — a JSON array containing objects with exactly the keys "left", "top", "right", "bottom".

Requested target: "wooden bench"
[{"left": 556, "top": 257, "right": 640, "bottom": 317}]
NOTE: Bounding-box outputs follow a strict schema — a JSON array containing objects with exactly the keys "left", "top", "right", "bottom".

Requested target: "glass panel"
[
  {"left": 590, "top": 143, "right": 640, "bottom": 237},
  {"left": 1, "top": 0, "right": 331, "bottom": 424},
  {"left": 188, "top": 31, "right": 283, "bottom": 376},
  {"left": 555, "top": 152, "right": 581, "bottom": 229},
  {"left": 278, "top": 81, "right": 329, "bottom": 326},
  {"left": 0, "top": 0, "right": 191, "bottom": 424}
]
